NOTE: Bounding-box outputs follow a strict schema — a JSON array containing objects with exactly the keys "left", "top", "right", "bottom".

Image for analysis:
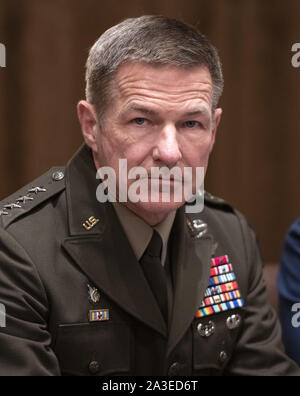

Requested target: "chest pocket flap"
[{"left": 54, "top": 322, "right": 132, "bottom": 376}]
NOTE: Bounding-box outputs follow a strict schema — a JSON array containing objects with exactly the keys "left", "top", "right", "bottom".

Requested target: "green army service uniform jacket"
[{"left": 0, "top": 145, "right": 298, "bottom": 376}]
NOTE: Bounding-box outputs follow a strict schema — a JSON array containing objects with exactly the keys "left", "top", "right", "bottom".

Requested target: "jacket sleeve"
[
  {"left": 0, "top": 227, "right": 61, "bottom": 376},
  {"left": 225, "top": 213, "right": 300, "bottom": 376},
  {"left": 278, "top": 218, "right": 300, "bottom": 366}
]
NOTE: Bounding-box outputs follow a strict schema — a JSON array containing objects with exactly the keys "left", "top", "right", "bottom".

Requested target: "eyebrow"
[
  {"left": 183, "top": 108, "right": 210, "bottom": 118},
  {"left": 122, "top": 105, "right": 158, "bottom": 117},
  {"left": 122, "top": 104, "right": 210, "bottom": 118}
]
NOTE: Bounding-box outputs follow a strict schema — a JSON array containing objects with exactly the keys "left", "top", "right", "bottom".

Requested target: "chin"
[{"left": 129, "top": 200, "right": 184, "bottom": 215}]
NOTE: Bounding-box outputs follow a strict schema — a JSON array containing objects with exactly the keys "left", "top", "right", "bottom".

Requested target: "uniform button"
[
  {"left": 197, "top": 321, "right": 216, "bottom": 338},
  {"left": 52, "top": 171, "right": 65, "bottom": 182},
  {"left": 219, "top": 351, "right": 228, "bottom": 364},
  {"left": 226, "top": 314, "right": 242, "bottom": 330},
  {"left": 88, "top": 360, "right": 100, "bottom": 374},
  {"left": 168, "top": 362, "right": 182, "bottom": 376}
]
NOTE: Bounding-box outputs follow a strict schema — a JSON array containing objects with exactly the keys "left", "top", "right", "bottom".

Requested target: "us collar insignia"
[
  {"left": 195, "top": 255, "right": 244, "bottom": 318},
  {"left": 83, "top": 216, "right": 100, "bottom": 231},
  {"left": 87, "top": 284, "right": 101, "bottom": 305},
  {"left": 186, "top": 218, "right": 208, "bottom": 239}
]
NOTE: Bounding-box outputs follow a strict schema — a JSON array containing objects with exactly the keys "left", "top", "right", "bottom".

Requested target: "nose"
[{"left": 152, "top": 124, "right": 182, "bottom": 167}]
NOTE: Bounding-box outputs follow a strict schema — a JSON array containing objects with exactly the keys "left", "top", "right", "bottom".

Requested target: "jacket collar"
[
  {"left": 167, "top": 208, "right": 213, "bottom": 356},
  {"left": 64, "top": 144, "right": 105, "bottom": 237},
  {"left": 63, "top": 144, "right": 167, "bottom": 337}
]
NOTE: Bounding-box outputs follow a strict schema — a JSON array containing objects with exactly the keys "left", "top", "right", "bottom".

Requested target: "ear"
[
  {"left": 77, "top": 101, "right": 100, "bottom": 153},
  {"left": 210, "top": 108, "right": 222, "bottom": 152}
]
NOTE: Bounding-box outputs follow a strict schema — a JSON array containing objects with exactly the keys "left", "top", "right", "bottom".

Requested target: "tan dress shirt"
[{"left": 112, "top": 202, "right": 176, "bottom": 266}]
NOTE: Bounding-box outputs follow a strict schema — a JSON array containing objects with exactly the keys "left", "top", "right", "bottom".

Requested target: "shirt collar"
[{"left": 112, "top": 202, "right": 176, "bottom": 263}]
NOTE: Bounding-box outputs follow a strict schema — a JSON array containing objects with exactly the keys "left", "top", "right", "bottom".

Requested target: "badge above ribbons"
[{"left": 195, "top": 255, "right": 244, "bottom": 319}]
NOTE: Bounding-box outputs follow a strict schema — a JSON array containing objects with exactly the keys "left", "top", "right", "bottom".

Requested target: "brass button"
[{"left": 88, "top": 360, "right": 100, "bottom": 374}]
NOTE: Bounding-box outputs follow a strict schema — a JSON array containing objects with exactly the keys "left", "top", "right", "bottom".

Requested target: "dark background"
[{"left": 1, "top": 0, "right": 300, "bottom": 264}]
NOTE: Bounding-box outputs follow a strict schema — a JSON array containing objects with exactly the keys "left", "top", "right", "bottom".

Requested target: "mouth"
[{"left": 145, "top": 175, "right": 182, "bottom": 183}]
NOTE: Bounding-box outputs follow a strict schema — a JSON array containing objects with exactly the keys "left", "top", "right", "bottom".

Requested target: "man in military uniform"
[{"left": 0, "top": 15, "right": 299, "bottom": 376}]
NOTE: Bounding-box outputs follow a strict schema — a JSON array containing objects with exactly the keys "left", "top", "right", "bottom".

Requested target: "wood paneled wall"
[{"left": 1, "top": 0, "right": 300, "bottom": 261}]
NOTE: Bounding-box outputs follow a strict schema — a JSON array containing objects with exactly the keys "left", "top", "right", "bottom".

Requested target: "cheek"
[
  {"left": 123, "top": 144, "right": 151, "bottom": 168},
  {"left": 98, "top": 128, "right": 126, "bottom": 161},
  {"left": 181, "top": 133, "right": 214, "bottom": 167},
  {"left": 99, "top": 132, "right": 152, "bottom": 173},
  {"left": 102, "top": 122, "right": 144, "bottom": 156}
]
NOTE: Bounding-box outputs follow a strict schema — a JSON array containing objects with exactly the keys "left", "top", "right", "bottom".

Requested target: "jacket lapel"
[
  {"left": 167, "top": 208, "right": 213, "bottom": 356},
  {"left": 62, "top": 145, "right": 167, "bottom": 337}
]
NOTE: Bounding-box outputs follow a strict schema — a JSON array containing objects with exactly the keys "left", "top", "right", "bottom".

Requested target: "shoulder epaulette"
[
  {"left": 204, "top": 191, "right": 235, "bottom": 213},
  {"left": 0, "top": 167, "right": 66, "bottom": 229}
]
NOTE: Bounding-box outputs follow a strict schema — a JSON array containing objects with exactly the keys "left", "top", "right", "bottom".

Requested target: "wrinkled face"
[{"left": 92, "top": 62, "right": 222, "bottom": 217}]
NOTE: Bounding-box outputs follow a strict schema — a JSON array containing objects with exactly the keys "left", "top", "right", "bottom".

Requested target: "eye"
[
  {"left": 132, "top": 118, "right": 147, "bottom": 125},
  {"left": 184, "top": 120, "right": 200, "bottom": 128}
]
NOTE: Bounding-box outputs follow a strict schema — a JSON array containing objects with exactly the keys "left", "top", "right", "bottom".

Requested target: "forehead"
[{"left": 113, "top": 62, "right": 214, "bottom": 111}]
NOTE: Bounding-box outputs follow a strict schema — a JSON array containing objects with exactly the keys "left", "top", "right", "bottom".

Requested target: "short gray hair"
[{"left": 85, "top": 15, "right": 224, "bottom": 120}]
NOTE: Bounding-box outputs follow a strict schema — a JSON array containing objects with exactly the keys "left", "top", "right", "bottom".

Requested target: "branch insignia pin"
[{"left": 87, "top": 284, "right": 101, "bottom": 305}]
